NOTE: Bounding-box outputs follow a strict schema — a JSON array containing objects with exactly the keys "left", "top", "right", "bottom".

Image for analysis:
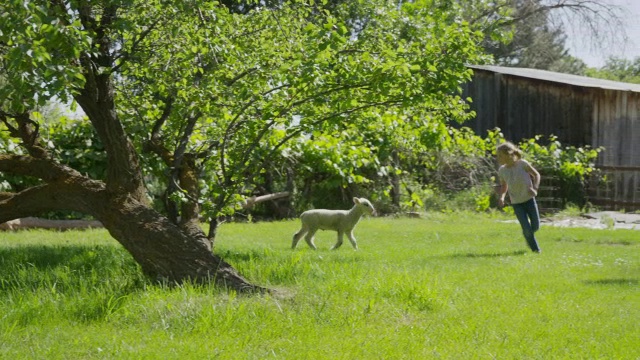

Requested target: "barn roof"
[{"left": 469, "top": 65, "right": 640, "bottom": 93}]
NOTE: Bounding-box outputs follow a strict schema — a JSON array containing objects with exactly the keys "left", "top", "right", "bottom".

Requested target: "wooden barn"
[{"left": 462, "top": 65, "right": 640, "bottom": 211}]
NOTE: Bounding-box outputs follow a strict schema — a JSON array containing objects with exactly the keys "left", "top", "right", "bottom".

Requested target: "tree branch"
[
  {"left": 0, "top": 111, "right": 49, "bottom": 158},
  {"left": 238, "top": 82, "right": 372, "bottom": 168},
  {"left": 0, "top": 154, "right": 83, "bottom": 182},
  {"left": 165, "top": 112, "right": 202, "bottom": 222},
  {"left": 74, "top": 4, "right": 148, "bottom": 201},
  {"left": 0, "top": 182, "right": 104, "bottom": 224},
  {"left": 241, "top": 192, "right": 290, "bottom": 209},
  {"left": 143, "top": 96, "right": 175, "bottom": 165},
  {"left": 112, "top": 17, "right": 163, "bottom": 73},
  {"left": 260, "top": 98, "right": 405, "bottom": 170}
]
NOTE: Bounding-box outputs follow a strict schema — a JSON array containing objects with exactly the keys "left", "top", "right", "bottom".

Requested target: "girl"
[{"left": 496, "top": 142, "right": 542, "bottom": 253}]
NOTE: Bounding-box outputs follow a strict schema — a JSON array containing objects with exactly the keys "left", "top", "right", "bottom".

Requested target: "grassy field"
[{"left": 0, "top": 212, "right": 638, "bottom": 359}]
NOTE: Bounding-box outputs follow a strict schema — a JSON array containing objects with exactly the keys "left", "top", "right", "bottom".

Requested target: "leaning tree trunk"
[
  {"left": 0, "top": 154, "right": 263, "bottom": 292},
  {"left": 97, "top": 194, "right": 263, "bottom": 291}
]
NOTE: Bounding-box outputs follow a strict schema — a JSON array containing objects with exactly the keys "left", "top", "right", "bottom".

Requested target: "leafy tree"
[
  {"left": 482, "top": 0, "right": 568, "bottom": 69},
  {"left": 0, "top": 0, "right": 485, "bottom": 290},
  {"left": 585, "top": 57, "right": 640, "bottom": 84},
  {"left": 461, "top": 0, "right": 622, "bottom": 73}
]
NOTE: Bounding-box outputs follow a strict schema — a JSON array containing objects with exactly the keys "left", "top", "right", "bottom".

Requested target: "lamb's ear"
[{"left": 353, "top": 197, "right": 360, "bottom": 204}]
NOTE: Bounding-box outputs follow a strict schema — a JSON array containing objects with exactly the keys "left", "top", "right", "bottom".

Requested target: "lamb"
[{"left": 292, "top": 197, "right": 376, "bottom": 250}]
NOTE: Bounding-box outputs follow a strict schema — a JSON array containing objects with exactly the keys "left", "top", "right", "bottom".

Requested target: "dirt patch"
[{"left": 542, "top": 211, "right": 640, "bottom": 230}]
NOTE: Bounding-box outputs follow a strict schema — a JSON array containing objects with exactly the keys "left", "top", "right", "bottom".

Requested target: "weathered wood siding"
[
  {"left": 462, "top": 67, "right": 640, "bottom": 210},
  {"left": 462, "top": 69, "right": 593, "bottom": 145},
  {"left": 590, "top": 90, "right": 640, "bottom": 210}
]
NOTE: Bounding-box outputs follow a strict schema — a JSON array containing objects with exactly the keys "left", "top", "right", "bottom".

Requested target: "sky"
[{"left": 564, "top": 0, "right": 640, "bottom": 67}]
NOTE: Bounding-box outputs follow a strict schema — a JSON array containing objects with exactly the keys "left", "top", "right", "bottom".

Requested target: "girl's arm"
[
  {"left": 496, "top": 178, "right": 508, "bottom": 207},
  {"left": 526, "top": 163, "right": 541, "bottom": 195}
]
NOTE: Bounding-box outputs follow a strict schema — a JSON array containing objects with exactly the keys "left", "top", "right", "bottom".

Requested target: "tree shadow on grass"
[
  {"left": 0, "top": 245, "right": 145, "bottom": 295},
  {"left": 218, "top": 250, "right": 259, "bottom": 263},
  {"left": 0, "top": 244, "right": 132, "bottom": 272},
  {"left": 0, "top": 244, "right": 150, "bottom": 323},
  {"left": 1, "top": 245, "right": 91, "bottom": 269},
  {"left": 450, "top": 250, "right": 528, "bottom": 259},
  {"left": 583, "top": 278, "right": 639, "bottom": 286}
]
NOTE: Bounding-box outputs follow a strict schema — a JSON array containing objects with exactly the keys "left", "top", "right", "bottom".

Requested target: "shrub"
[{"left": 517, "top": 134, "right": 602, "bottom": 208}]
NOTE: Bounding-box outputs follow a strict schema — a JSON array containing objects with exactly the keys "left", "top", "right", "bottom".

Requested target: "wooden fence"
[
  {"left": 535, "top": 167, "right": 640, "bottom": 213},
  {"left": 536, "top": 173, "right": 563, "bottom": 214},
  {"left": 587, "top": 167, "right": 640, "bottom": 211}
]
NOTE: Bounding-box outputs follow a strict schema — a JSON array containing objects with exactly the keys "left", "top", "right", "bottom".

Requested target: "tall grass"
[{"left": 0, "top": 212, "right": 638, "bottom": 359}]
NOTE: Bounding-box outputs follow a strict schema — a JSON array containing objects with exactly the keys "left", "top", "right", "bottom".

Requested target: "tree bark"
[
  {"left": 390, "top": 150, "right": 401, "bottom": 209},
  {"left": 96, "top": 194, "right": 263, "bottom": 291}
]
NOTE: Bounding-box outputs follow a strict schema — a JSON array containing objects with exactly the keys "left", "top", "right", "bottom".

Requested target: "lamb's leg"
[
  {"left": 304, "top": 228, "right": 318, "bottom": 250},
  {"left": 331, "top": 230, "right": 344, "bottom": 250},
  {"left": 292, "top": 224, "right": 308, "bottom": 249},
  {"left": 347, "top": 231, "right": 358, "bottom": 250}
]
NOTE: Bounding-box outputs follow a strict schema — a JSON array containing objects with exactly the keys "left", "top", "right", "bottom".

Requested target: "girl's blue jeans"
[{"left": 512, "top": 198, "right": 541, "bottom": 252}]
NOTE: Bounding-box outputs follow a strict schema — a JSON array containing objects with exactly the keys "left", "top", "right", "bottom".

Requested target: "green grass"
[{"left": 1, "top": 212, "right": 638, "bottom": 359}]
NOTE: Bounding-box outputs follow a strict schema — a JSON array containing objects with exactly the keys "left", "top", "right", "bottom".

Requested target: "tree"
[
  {"left": 0, "top": 0, "right": 485, "bottom": 290},
  {"left": 586, "top": 57, "right": 640, "bottom": 84},
  {"left": 460, "top": 0, "right": 624, "bottom": 73}
]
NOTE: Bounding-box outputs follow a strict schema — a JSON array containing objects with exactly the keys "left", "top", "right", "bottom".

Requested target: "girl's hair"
[{"left": 496, "top": 141, "right": 522, "bottom": 159}]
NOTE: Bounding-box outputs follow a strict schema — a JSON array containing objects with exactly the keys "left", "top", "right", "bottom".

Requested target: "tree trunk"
[
  {"left": 0, "top": 160, "right": 264, "bottom": 292},
  {"left": 97, "top": 194, "right": 264, "bottom": 292},
  {"left": 390, "top": 149, "right": 401, "bottom": 209}
]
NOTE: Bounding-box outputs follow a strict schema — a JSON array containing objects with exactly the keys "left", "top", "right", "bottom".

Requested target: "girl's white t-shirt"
[{"left": 498, "top": 159, "right": 534, "bottom": 205}]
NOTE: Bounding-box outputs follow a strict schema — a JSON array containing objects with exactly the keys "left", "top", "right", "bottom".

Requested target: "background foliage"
[
  {"left": 0, "top": 0, "right": 628, "bottom": 223},
  {"left": 0, "top": 114, "right": 604, "bottom": 218}
]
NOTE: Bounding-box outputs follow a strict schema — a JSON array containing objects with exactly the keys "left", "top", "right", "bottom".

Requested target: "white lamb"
[{"left": 292, "top": 197, "right": 376, "bottom": 250}]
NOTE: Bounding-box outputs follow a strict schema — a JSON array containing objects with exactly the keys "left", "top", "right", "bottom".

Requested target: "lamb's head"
[{"left": 353, "top": 197, "right": 376, "bottom": 216}]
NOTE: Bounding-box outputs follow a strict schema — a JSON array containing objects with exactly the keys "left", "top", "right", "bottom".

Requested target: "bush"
[
  {"left": 518, "top": 134, "right": 602, "bottom": 208},
  {"left": 410, "top": 128, "right": 601, "bottom": 214}
]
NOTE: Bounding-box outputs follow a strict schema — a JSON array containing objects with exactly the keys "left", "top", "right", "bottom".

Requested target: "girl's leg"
[
  {"left": 525, "top": 198, "right": 541, "bottom": 252},
  {"left": 526, "top": 198, "right": 540, "bottom": 233},
  {"left": 512, "top": 199, "right": 541, "bottom": 252}
]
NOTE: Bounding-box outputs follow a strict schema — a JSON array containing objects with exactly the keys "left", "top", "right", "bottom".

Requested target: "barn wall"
[
  {"left": 462, "top": 70, "right": 593, "bottom": 145},
  {"left": 592, "top": 90, "right": 640, "bottom": 167},
  {"left": 462, "top": 71, "right": 499, "bottom": 137},
  {"left": 462, "top": 69, "right": 640, "bottom": 211},
  {"left": 590, "top": 90, "right": 640, "bottom": 210}
]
